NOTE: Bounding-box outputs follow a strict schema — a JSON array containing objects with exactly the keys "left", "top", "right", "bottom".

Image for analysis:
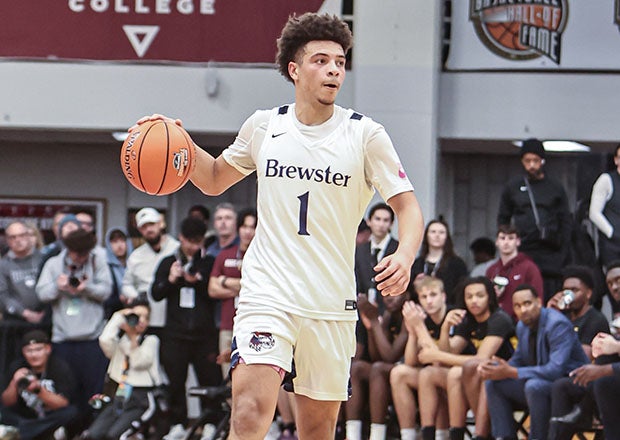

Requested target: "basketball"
[{"left": 120, "top": 120, "right": 196, "bottom": 195}]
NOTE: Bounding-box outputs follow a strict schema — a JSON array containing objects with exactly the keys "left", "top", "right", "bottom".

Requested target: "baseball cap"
[
  {"left": 135, "top": 208, "right": 161, "bottom": 228},
  {"left": 21, "top": 330, "right": 50, "bottom": 348}
]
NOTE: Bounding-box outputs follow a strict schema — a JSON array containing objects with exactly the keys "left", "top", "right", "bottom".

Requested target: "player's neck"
[{"left": 294, "top": 101, "right": 334, "bottom": 126}]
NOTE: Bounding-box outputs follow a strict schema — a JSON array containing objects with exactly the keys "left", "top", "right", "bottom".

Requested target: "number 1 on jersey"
[{"left": 297, "top": 191, "right": 310, "bottom": 236}]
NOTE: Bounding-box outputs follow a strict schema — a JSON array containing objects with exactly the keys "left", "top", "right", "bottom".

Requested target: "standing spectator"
[
  {"left": 416, "top": 277, "right": 515, "bottom": 440},
  {"left": 121, "top": 207, "right": 179, "bottom": 336},
  {"left": 390, "top": 276, "right": 450, "bottom": 440},
  {"left": 205, "top": 203, "right": 239, "bottom": 258},
  {"left": 38, "top": 214, "right": 81, "bottom": 275},
  {"left": 84, "top": 302, "right": 163, "bottom": 440},
  {"left": 481, "top": 285, "right": 589, "bottom": 440},
  {"left": 104, "top": 228, "right": 133, "bottom": 319},
  {"left": 412, "top": 219, "right": 468, "bottom": 304},
  {"left": 209, "top": 208, "right": 257, "bottom": 377},
  {"left": 345, "top": 292, "right": 409, "bottom": 440},
  {"left": 498, "top": 138, "right": 572, "bottom": 302},
  {"left": 0, "top": 330, "right": 78, "bottom": 440},
  {"left": 485, "top": 225, "right": 544, "bottom": 320},
  {"left": 36, "top": 228, "right": 112, "bottom": 424},
  {"left": 469, "top": 237, "right": 497, "bottom": 277},
  {"left": 188, "top": 204, "right": 217, "bottom": 249},
  {"left": 152, "top": 217, "right": 221, "bottom": 439},
  {"left": 0, "top": 221, "right": 50, "bottom": 379},
  {"left": 355, "top": 202, "right": 399, "bottom": 314},
  {"left": 546, "top": 265, "right": 610, "bottom": 360},
  {"left": 589, "top": 144, "right": 620, "bottom": 268}
]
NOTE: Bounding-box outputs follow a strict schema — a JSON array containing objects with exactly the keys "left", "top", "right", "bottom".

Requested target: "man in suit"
[
  {"left": 354, "top": 203, "right": 399, "bottom": 313},
  {"left": 479, "top": 285, "right": 589, "bottom": 440}
]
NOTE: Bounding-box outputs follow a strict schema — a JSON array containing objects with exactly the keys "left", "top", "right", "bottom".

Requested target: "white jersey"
[{"left": 223, "top": 104, "right": 413, "bottom": 321}]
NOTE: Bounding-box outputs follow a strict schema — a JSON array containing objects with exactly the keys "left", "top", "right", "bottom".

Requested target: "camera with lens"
[
  {"left": 560, "top": 289, "right": 575, "bottom": 309},
  {"left": 125, "top": 313, "right": 140, "bottom": 327},
  {"left": 68, "top": 276, "right": 81, "bottom": 288},
  {"left": 183, "top": 260, "right": 199, "bottom": 276},
  {"left": 16, "top": 371, "right": 36, "bottom": 391}
]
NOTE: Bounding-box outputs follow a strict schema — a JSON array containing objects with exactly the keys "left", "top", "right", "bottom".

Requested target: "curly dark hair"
[{"left": 276, "top": 12, "right": 353, "bottom": 83}]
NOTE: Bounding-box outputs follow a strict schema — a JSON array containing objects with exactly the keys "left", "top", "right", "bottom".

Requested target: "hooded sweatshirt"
[{"left": 104, "top": 227, "right": 134, "bottom": 318}]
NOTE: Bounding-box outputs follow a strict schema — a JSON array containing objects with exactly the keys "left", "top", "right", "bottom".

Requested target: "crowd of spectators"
[{"left": 2, "top": 139, "right": 620, "bottom": 440}]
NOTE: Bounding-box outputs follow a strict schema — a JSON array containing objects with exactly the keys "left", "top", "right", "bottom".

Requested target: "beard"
[{"left": 145, "top": 233, "right": 162, "bottom": 248}]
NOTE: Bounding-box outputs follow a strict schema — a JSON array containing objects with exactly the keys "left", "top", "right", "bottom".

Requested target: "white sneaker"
[
  {"left": 163, "top": 424, "right": 187, "bottom": 440},
  {"left": 53, "top": 427, "right": 67, "bottom": 440},
  {"left": 200, "top": 423, "right": 217, "bottom": 440}
]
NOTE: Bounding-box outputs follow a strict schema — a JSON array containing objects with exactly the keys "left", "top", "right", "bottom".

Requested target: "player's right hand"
[{"left": 129, "top": 114, "right": 183, "bottom": 132}]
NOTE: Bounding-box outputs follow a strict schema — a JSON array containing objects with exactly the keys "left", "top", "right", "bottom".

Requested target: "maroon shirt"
[
  {"left": 486, "top": 252, "right": 544, "bottom": 320},
  {"left": 211, "top": 245, "right": 244, "bottom": 331}
]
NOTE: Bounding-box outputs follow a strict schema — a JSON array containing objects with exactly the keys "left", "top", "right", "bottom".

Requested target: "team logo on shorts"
[{"left": 249, "top": 332, "right": 275, "bottom": 352}]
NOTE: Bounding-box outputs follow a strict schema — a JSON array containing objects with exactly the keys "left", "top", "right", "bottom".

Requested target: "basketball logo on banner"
[{"left": 469, "top": 1, "right": 568, "bottom": 64}]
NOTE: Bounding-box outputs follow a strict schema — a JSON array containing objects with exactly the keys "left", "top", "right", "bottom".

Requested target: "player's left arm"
[{"left": 375, "top": 191, "right": 424, "bottom": 296}]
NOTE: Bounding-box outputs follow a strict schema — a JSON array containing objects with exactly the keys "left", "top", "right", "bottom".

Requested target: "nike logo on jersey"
[
  {"left": 271, "top": 132, "right": 286, "bottom": 138},
  {"left": 265, "top": 159, "right": 351, "bottom": 187}
]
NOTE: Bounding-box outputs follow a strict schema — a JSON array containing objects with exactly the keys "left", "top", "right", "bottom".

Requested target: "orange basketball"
[{"left": 120, "top": 120, "right": 196, "bottom": 195}]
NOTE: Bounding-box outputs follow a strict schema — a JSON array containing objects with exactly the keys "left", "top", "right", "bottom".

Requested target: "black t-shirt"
[
  {"left": 425, "top": 305, "right": 454, "bottom": 341},
  {"left": 3, "top": 355, "right": 76, "bottom": 418},
  {"left": 454, "top": 309, "right": 516, "bottom": 360},
  {"left": 570, "top": 307, "right": 610, "bottom": 345}
]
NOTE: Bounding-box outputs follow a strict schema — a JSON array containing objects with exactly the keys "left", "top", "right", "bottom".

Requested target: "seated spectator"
[
  {"left": 546, "top": 265, "right": 610, "bottom": 360},
  {"left": 0, "top": 330, "right": 78, "bottom": 440},
  {"left": 36, "top": 228, "right": 112, "bottom": 427},
  {"left": 411, "top": 219, "right": 467, "bottom": 304},
  {"left": 83, "top": 301, "right": 162, "bottom": 440},
  {"left": 416, "top": 277, "right": 515, "bottom": 440},
  {"left": 469, "top": 237, "right": 496, "bottom": 277},
  {"left": 485, "top": 225, "right": 543, "bottom": 321},
  {"left": 345, "top": 293, "right": 409, "bottom": 440},
  {"left": 390, "top": 276, "right": 450, "bottom": 440},
  {"left": 480, "top": 285, "right": 589, "bottom": 440},
  {"left": 599, "top": 260, "right": 620, "bottom": 332}
]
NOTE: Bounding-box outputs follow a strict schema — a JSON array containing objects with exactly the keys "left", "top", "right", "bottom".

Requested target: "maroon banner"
[{"left": 0, "top": 1, "right": 326, "bottom": 63}]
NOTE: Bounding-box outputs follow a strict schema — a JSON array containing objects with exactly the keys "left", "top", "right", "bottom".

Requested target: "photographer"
[
  {"left": 83, "top": 301, "right": 162, "bottom": 440},
  {"left": 36, "top": 228, "right": 112, "bottom": 427},
  {"left": 152, "top": 217, "right": 221, "bottom": 436},
  {"left": 1, "top": 330, "right": 78, "bottom": 439}
]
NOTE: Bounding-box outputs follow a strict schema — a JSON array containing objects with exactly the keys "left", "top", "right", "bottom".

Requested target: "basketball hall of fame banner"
[
  {"left": 446, "top": 0, "right": 620, "bottom": 70},
  {"left": 0, "top": 0, "right": 334, "bottom": 64}
]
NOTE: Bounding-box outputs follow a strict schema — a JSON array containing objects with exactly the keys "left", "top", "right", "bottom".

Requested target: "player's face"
[
  {"left": 426, "top": 222, "right": 447, "bottom": 249},
  {"left": 5, "top": 223, "right": 33, "bottom": 257},
  {"left": 289, "top": 40, "right": 346, "bottom": 107},
  {"left": 464, "top": 283, "right": 490, "bottom": 321},
  {"left": 368, "top": 209, "right": 392, "bottom": 241},
  {"left": 606, "top": 267, "right": 620, "bottom": 302},
  {"left": 213, "top": 208, "right": 237, "bottom": 240},
  {"left": 418, "top": 286, "right": 445, "bottom": 316},
  {"left": 562, "top": 277, "right": 590, "bottom": 311},
  {"left": 495, "top": 232, "right": 520, "bottom": 256},
  {"left": 521, "top": 153, "right": 544, "bottom": 178},
  {"left": 238, "top": 215, "right": 256, "bottom": 248},
  {"left": 512, "top": 289, "right": 541, "bottom": 328}
]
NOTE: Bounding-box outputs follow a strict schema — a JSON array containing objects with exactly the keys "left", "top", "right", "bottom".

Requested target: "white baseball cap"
[{"left": 135, "top": 207, "right": 161, "bottom": 228}]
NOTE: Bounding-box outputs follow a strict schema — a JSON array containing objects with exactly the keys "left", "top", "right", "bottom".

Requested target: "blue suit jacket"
[{"left": 509, "top": 307, "right": 589, "bottom": 381}]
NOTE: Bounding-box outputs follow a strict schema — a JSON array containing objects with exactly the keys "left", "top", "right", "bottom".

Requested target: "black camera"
[
  {"left": 17, "top": 372, "right": 36, "bottom": 391},
  {"left": 125, "top": 313, "right": 140, "bottom": 327},
  {"left": 68, "top": 276, "right": 81, "bottom": 288}
]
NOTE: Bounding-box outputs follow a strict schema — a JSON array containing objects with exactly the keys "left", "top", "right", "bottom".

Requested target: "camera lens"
[
  {"left": 125, "top": 313, "right": 139, "bottom": 327},
  {"left": 16, "top": 375, "right": 32, "bottom": 390},
  {"left": 68, "top": 276, "right": 81, "bottom": 288}
]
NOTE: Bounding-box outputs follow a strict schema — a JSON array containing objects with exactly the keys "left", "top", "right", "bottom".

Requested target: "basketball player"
[{"left": 133, "top": 13, "right": 424, "bottom": 440}]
